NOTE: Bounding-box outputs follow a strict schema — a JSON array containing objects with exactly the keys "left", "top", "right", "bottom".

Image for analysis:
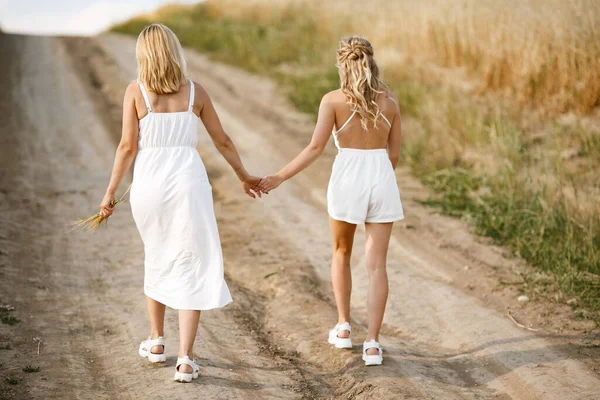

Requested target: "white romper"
[
  {"left": 130, "top": 80, "right": 232, "bottom": 310},
  {"left": 327, "top": 110, "right": 404, "bottom": 224}
]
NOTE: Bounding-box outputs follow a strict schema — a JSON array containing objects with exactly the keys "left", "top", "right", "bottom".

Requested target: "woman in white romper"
[
  {"left": 259, "top": 36, "right": 403, "bottom": 366},
  {"left": 99, "top": 24, "right": 262, "bottom": 382}
]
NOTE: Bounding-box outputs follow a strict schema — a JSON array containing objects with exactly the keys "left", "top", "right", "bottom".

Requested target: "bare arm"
[
  {"left": 258, "top": 94, "right": 335, "bottom": 192},
  {"left": 198, "top": 84, "right": 261, "bottom": 198},
  {"left": 387, "top": 94, "right": 402, "bottom": 169},
  {"left": 100, "top": 83, "right": 139, "bottom": 217}
]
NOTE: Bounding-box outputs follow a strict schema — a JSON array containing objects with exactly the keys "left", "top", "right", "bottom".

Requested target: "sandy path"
[{"left": 1, "top": 32, "right": 599, "bottom": 399}]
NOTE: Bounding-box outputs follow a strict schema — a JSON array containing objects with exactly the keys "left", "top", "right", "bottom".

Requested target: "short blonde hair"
[{"left": 136, "top": 24, "right": 187, "bottom": 94}]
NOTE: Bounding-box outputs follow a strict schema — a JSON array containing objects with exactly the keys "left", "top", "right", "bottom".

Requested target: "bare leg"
[
  {"left": 364, "top": 222, "right": 393, "bottom": 355},
  {"left": 329, "top": 217, "right": 357, "bottom": 338},
  {"left": 178, "top": 310, "right": 201, "bottom": 373},
  {"left": 146, "top": 296, "right": 166, "bottom": 354}
]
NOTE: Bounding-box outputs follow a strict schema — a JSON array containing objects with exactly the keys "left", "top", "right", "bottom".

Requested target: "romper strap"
[
  {"left": 333, "top": 109, "right": 357, "bottom": 136},
  {"left": 138, "top": 81, "right": 152, "bottom": 113},
  {"left": 188, "top": 79, "right": 195, "bottom": 113},
  {"left": 332, "top": 110, "right": 357, "bottom": 150},
  {"left": 381, "top": 112, "right": 392, "bottom": 128}
]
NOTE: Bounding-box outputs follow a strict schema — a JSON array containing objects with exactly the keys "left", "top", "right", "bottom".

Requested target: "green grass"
[
  {"left": 111, "top": 2, "right": 600, "bottom": 320},
  {"left": 4, "top": 377, "right": 20, "bottom": 385},
  {"left": 0, "top": 344, "right": 11, "bottom": 350},
  {"left": 0, "top": 314, "right": 19, "bottom": 326},
  {"left": 276, "top": 67, "right": 340, "bottom": 116},
  {"left": 22, "top": 366, "right": 40, "bottom": 373},
  {"left": 420, "top": 168, "right": 600, "bottom": 313}
]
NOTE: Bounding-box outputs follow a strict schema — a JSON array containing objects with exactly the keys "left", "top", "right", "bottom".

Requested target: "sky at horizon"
[{"left": 0, "top": 0, "right": 200, "bottom": 36}]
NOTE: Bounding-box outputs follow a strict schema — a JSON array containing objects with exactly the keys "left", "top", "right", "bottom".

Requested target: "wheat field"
[{"left": 209, "top": 0, "right": 600, "bottom": 115}]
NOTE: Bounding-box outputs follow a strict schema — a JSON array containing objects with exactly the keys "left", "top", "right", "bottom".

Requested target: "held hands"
[
  {"left": 258, "top": 174, "right": 284, "bottom": 194},
  {"left": 241, "top": 173, "right": 285, "bottom": 197},
  {"left": 241, "top": 175, "right": 264, "bottom": 199}
]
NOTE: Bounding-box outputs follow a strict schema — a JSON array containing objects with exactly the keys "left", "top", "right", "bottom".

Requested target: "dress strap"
[
  {"left": 381, "top": 112, "right": 392, "bottom": 128},
  {"left": 188, "top": 79, "right": 195, "bottom": 113},
  {"left": 138, "top": 81, "right": 152, "bottom": 113}
]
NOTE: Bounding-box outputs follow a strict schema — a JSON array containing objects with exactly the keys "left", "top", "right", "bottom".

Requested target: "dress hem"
[{"left": 144, "top": 290, "right": 232, "bottom": 311}]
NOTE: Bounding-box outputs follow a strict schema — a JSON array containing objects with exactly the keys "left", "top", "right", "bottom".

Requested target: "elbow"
[
  {"left": 309, "top": 142, "right": 325, "bottom": 157},
  {"left": 118, "top": 143, "right": 137, "bottom": 156},
  {"left": 215, "top": 135, "right": 233, "bottom": 151}
]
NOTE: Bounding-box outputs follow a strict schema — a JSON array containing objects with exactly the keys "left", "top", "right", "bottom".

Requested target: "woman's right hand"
[
  {"left": 99, "top": 192, "right": 115, "bottom": 218},
  {"left": 241, "top": 176, "right": 263, "bottom": 199}
]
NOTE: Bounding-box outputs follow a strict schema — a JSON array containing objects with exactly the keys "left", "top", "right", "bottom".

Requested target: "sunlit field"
[{"left": 113, "top": 0, "right": 600, "bottom": 317}]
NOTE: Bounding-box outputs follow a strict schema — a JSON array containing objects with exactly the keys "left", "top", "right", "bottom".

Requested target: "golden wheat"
[
  {"left": 207, "top": 0, "right": 600, "bottom": 116},
  {"left": 71, "top": 184, "right": 132, "bottom": 232}
]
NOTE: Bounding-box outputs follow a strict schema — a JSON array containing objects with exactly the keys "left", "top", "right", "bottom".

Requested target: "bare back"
[
  {"left": 132, "top": 80, "right": 202, "bottom": 120},
  {"left": 330, "top": 89, "right": 398, "bottom": 150}
]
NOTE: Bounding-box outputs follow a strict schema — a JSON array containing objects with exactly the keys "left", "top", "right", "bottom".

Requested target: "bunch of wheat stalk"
[{"left": 72, "top": 184, "right": 132, "bottom": 232}]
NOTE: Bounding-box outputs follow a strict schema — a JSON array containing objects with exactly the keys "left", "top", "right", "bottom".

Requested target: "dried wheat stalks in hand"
[{"left": 71, "top": 184, "right": 132, "bottom": 232}]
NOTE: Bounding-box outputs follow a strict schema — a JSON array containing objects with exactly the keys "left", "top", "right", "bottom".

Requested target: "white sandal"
[
  {"left": 328, "top": 322, "right": 352, "bottom": 349},
  {"left": 174, "top": 356, "right": 199, "bottom": 383},
  {"left": 138, "top": 336, "right": 166, "bottom": 363},
  {"left": 362, "top": 340, "right": 383, "bottom": 366}
]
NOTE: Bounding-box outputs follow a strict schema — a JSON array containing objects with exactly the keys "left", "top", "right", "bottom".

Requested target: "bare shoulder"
[
  {"left": 322, "top": 89, "right": 344, "bottom": 103},
  {"left": 125, "top": 80, "right": 141, "bottom": 97},
  {"left": 189, "top": 80, "right": 209, "bottom": 116},
  {"left": 190, "top": 80, "right": 205, "bottom": 94},
  {"left": 124, "top": 81, "right": 143, "bottom": 113},
  {"left": 383, "top": 89, "right": 400, "bottom": 112},
  {"left": 190, "top": 80, "right": 209, "bottom": 102},
  {"left": 384, "top": 89, "right": 398, "bottom": 103}
]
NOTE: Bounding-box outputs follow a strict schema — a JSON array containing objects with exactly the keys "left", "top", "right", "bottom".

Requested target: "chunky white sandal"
[
  {"left": 138, "top": 336, "right": 166, "bottom": 363},
  {"left": 328, "top": 322, "right": 353, "bottom": 349},
  {"left": 362, "top": 340, "right": 383, "bottom": 366},
  {"left": 173, "top": 356, "right": 199, "bottom": 383}
]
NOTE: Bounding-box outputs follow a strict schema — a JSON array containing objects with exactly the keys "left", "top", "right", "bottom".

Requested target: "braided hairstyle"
[{"left": 336, "top": 36, "right": 386, "bottom": 130}]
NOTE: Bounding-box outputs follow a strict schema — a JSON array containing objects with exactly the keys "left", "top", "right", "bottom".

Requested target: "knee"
[
  {"left": 366, "top": 260, "right": 387, "bottom": 274},
  {"left": 333, "top": 244, "right": 352, "bottom": 262}
]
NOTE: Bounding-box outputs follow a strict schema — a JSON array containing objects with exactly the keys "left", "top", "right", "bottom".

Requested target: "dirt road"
[{"left": 0, "top": 33, "right": 598, "bottom": 399}]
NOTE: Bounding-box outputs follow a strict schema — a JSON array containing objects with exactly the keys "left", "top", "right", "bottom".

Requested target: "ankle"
[
  {"left": 179, "top": 351, "right": 194, "bottom": 359},
  {"left": 365, "top": 336, "right": 379, "bottom": 343},
  {"left": 150, "top": 331, "right": 163, "bottom": 340}
]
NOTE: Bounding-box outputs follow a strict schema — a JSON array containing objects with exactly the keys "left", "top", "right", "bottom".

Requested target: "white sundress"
[{"left": 130, "top": 79, "right": 232, "bottom": 310}]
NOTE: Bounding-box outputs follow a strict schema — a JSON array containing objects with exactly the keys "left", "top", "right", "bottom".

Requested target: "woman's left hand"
[{"left": 258, "top": 174, "right": 284, "bottom": 193}]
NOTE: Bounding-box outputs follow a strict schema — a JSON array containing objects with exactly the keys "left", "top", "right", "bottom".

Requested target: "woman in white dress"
[
  {"left": 99, "top": 24, "right": 262, "bottom": 382},
  {"left": 259, "top": 36, "right": 403, "bottom": 366}
]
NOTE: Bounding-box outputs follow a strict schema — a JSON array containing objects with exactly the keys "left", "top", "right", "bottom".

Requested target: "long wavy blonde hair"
[
  {"left": 336, "top": 36, "right": 386, "bottom": 130},
  {"left": 136, "top": 24, "right": 188, "bottom": 94}
]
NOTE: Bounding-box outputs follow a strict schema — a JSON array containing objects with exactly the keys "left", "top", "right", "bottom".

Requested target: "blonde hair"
[
  {"left": 136, "top": 24, "right": 187, "bottom": 94},
  {"left": 336, "top": 36, "right": 386, "bottom": 130}
]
